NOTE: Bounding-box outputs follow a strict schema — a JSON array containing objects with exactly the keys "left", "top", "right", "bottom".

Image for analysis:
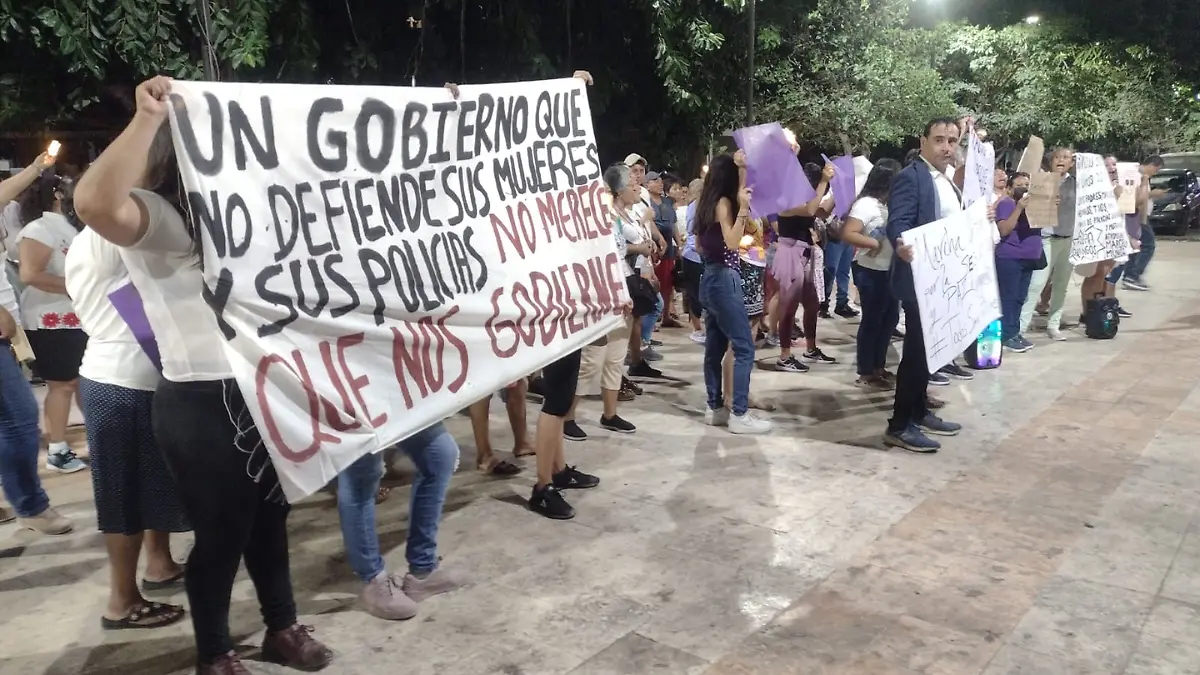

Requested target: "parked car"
[
  {"left": 1148, "top": 168, "right": 1200, "bottom": 236},
  {"left": 1161, "top": 152, "right": 1200, "bottom": 174}
]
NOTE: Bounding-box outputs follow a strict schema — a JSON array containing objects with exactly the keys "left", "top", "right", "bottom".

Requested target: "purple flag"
[
  {"left": 822, "top": 154, "right": 857, "bottom": 219},
  {"left": 732, "top": 123, "right": 815, "bottom": 219},
  {"left": 108, "top": 282, "right": 163, "bottom": 373}
]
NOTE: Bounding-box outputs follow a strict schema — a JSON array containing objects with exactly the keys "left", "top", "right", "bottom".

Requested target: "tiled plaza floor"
[{"left": 3, "top": 242, "right": 1200, "bottom": 675}]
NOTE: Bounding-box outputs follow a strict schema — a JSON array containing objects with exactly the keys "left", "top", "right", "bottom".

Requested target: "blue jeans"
[
  {"left": 852, "top": 264, "right": 899, "bottom": 376},
  {"left": 1106, "top": 263, "right": 1126, "bottom": 285},
  {"left": 699, "top": 264, "right": 754, "bottom": 415},
  {"left": 641, "top": 293, "right": 663, "bottom": 342},
  {"left": 1126, "top": 226, "right": 1155, "bottom": 281},
  {"left": 822, "top": 240, "right": 853, "bottom": 307},
  {"left": 336, "top": 422, "right": 460, "bottom": 581},
  {"left": 0, "top": 345, "right": 49, "bottom": 517},
  {"left": 995, "top": 256, "right": 1034, "bottom": 341}
]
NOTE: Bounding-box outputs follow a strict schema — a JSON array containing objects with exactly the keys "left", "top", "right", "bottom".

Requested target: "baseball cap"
[
  {"left": 624, "top": 153, "right": 647, "bottom": 167},
  {"left": 644, "top": 171, "right": 661, "bottom": 182}
]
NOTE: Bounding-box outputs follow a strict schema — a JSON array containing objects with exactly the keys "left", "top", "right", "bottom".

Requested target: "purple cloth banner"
[
  {"left": 732, "top": 123, "right": 815, "bottom": 219},
  {"left": 108, "top": 282, "right": 163, "bottom": 373},
  {"left": 822, "top": 154, "right": 857, "bottom": 219}
]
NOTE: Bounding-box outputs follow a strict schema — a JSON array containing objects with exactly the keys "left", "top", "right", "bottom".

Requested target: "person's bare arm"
[
  {"left": 839, "top": 217, "right": 878, "bottom": 251},
  {"left": 18, "top": 239, "right": 67, "bottom": 295},
  {"left": 74, "top": 77, "right": 172, "bottom": 247},
  {"left": 0, "top": 154, "right": 55, "bottom": 206},
  {"left": 781, "top": 164, "right": 835, "bottom": 217},
  {"left": 717, "top": 197, "right": 749, "bottom": 251},
  {"left": 0, "top": 305, "right": 16, "bottom": 340}
]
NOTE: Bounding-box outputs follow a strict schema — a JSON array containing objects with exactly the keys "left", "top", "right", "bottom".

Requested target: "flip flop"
[
  {"left": 101, "top": 602, "right": 186, "bottom": 630},
  {"left": 479, "top": 459, "right": 522, "bottom": 476},
  {"left": 141, "top": 568, "right": 186, "bottom": 593}
]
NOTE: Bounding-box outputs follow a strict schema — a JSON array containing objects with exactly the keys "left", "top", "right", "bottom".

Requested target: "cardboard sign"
[
  {"left": 166, "top": 78, "right": 626, "bottom": 499},
  {"left": 1116, "top": 162, "right": 1140, "bottom": 215}
]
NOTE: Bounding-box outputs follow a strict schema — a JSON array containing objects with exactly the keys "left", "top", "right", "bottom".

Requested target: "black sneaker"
[
  {"left": 939, "top": 363, "right": 973, "bottom": 380},
  {"left": 1117, "top": 306, "right": 1132, "bottom": 318},
  {"left": 629, "top": 361, "right": 664, "bottom": 378},
  {"left": 563, "top": 420, "right": 588, "bottom": 442},
  {"left": 648, "top": 338, "right": 664, "bottom": 347},
  {"left": 803, "top": 347, "right": 837, "bottom": 364},
  {"left": 552, "top": 465, "right": 600, "bottom": 490},
  {"left": 528, "top": 486, "right": 575, "bottom": 520},
  {"left": 600, "top": 415, "right": 636, "bottom": 434},
  {"left": 834, "top": 304, "right": 859, "bottom": 318},
  {"left": 775, "top": 355, "right": 810, "bottom": 373},
  {"left": 928, "top": 371, "right": 950, "bottom": 386},
  {"left": 818, "top": 307, "right": 833, "bottom": 320}
]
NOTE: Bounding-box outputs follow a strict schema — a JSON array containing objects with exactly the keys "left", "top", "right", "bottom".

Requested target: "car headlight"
[{"left": 1162, "top": 203, "right": 1182, "bottom": 212}]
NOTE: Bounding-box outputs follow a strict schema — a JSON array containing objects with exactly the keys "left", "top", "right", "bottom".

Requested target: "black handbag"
[
  {"left": 1022, "top": 250, "right": 1048, "bottom": 271},
  {"left": 626, "top": 272, "right": 658, "bottom": 318}
]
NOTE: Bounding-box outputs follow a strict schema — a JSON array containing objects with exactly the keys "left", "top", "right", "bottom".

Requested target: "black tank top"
[{"left": 776, "top": 214, "right": 815, "bottom": 244}]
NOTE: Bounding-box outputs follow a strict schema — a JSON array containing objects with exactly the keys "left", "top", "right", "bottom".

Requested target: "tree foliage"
[{"left": 0, "top": 0, "right": 1195, "bottom": 169}]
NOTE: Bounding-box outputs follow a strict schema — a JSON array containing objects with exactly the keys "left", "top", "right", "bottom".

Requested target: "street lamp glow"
[{"left": 1025, "top": 15, "right": 1040, "bottom": 24}]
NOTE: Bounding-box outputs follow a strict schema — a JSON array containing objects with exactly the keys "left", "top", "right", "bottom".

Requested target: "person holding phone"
[{"left": 993, "top": 172, "right": 1042, "bottom": 352}]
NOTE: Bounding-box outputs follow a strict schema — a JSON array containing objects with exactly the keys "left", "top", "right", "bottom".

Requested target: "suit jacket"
[{"left": 886, "top": 161, "right": 943, "bottom": 303}]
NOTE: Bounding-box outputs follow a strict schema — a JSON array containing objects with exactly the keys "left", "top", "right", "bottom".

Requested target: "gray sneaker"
[
  {"left": 359, "top": 573, "right": 418, "bottom": 620},
  {"left": 402, "top": 566, "right": 467, "bottom": 603},
  {"left": 641, "top": 347, "right": 663, "bottom": 362}
]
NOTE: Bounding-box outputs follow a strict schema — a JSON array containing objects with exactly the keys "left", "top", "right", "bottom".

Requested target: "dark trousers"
[
  {"left": 153, "top": 379, "right": 297, "bottom": 664},
  {"left": 681, "top": 258, "right": 704, "bottom": 318},
  {"left": 853, "top": 263, "right": 899, "bottom": 376},
  {"left": 889, "top": 299, "right": 929, "bottom": 432},
  {"left": 995, "top": 256, "right": 1034, "bottom": 341}
]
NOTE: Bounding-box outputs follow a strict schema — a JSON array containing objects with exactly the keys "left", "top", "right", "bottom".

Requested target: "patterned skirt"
[
  {"left": 740, "top": 260, "right": 766, "bottom": 318},
  {"left": 80, "top": 378, "right": 191, "bottom": 535}
]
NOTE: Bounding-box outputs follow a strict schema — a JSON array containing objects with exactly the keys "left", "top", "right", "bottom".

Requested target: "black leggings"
[
  {"left": 540, "top": 349, "right": 582, "bottom": 417},
  {"left": 153, "top": 378, "right": 297, "bottom": 664}
]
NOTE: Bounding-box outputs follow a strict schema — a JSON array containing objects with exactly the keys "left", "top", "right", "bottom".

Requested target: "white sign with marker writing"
[
  {"left": 962, "top": 128, "right": 995, "bottom": 209},
  {"left": 907, "top": 200, "right": 1002, "bottom": 373},
  {"left": 166, "top": 78, "right": 627, "bottom": 500},
  {"left": 1070, "top": 152, "right": 1132, "bottom": 266},
  {"left": 1116, "top": 162, "right": 1140, "bottom": 215}
]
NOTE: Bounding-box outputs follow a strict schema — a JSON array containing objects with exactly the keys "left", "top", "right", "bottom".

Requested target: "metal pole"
[
  {"left": 198, "top": 0, "right": 217, "bottom": 80},
  {"left": 746, "top": 0, "right": 755, "bottom": 126}
]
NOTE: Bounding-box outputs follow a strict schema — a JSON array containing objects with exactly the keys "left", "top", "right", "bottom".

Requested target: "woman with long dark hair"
[
  {"left": 16, "top": 175, "right": 89, "bottom": 473},
  {"left": 693, "top": 153, "right": 771, "bottom": 435},
  {"left": 75, "top": 76, "right": 333, "bottom": 675},
  {"left": 839, "top": 159, "right": 903, "bottom": 389},
  {"left": 771, "top": 160, "right": 836, "bottom": 374}
]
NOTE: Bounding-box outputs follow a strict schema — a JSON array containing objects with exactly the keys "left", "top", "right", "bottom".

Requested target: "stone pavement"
[{"left": 3, "top": 242, "right": 1200, "bottom": 675}]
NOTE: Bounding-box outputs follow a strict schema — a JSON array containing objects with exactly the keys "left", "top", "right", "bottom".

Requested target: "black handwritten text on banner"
[
  {"left": 1070, "top": 152, "right": 1131, "bottom": 267},
  {"left": 167, "top": 79, "right": 627, "bottom": 499}
]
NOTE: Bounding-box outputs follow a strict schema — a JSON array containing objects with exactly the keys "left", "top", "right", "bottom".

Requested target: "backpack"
[{"left": 1084, "top": 295, "right": 1120, "bottom": 339}]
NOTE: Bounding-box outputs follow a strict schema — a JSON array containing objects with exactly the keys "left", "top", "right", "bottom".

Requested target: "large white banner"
[
  {"left": 962, "top": 127, "right": 995, "bottom": 208},
  {"left": 1070, "top": 153, "right": 1132, "bottom": 266},
  {"left": 907, "top": 200, "right": 1001, "bottom": 373},
  {"left": 166, "top": 79, "right": 626, "bottom": 500}
]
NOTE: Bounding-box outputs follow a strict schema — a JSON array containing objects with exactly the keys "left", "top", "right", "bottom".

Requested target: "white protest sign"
[
  {"left": 853, "top": 156, "right": 874, "bottom": 195},
  {"left": 907, "top": 200, "right": 1002, "bottom": 374},
  {"left": 1070, "top": 153, "right": 1132, "bottom": 266},
  {"left": 166, "top": 79, "right": 627, "bottom": 500},
  {"left": 1116, "top": 162, "right": 1140, "bottom": 214},
  {"left": 962, "top": 127, "right": 996, "bottom": 208}
]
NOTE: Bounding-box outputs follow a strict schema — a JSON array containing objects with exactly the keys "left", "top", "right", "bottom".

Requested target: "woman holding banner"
[{"left": 74, "top": 76, "right": 333, "bottom": 675}]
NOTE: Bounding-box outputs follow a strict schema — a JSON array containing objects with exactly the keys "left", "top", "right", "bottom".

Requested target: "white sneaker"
[
  {"left": 1047, "top": 327, "right": 1066, "bottom": 342},
  {"left": 704, "top": 407, "right": 730, "bottom": 427},
  {"left": 689, "top": 331, "right": 706, "bottom": 344},
  {"left": 729, "top": 411, "right": 772, "bottom": 435}
]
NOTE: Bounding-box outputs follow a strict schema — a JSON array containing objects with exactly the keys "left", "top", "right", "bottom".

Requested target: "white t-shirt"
[
  {"left": 0, "top": 201, "right": 22, "bottom": 262},
  {"left": 0, "top": 256, "right": 18, "bottom": 327},
  {"left": 120, "top": 189, "right": 232, "bottom": 382},
  {"left": 618, "top": 212, "right": 647, "bottom": 276},
  {"left": 64, "top": 228, "right": 161, "bottom": 390},
  {"left": 15, "top": 212, "right": 79, "bottom": 330},
  {"left": 849, "top": 197, "right": 893, "bottom": 271},
  {"left": 931, "top": 168, "right": 963, "bottom": 219}
]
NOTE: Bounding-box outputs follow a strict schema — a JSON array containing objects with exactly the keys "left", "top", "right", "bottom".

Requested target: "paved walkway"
[{"left": 3, "top": 242, "right": 1200, "bottom": 675}]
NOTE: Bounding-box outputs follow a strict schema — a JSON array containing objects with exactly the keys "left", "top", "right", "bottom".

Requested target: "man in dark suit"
[{"left": 883, "top": 118, "right": 966, "bottom": 453}]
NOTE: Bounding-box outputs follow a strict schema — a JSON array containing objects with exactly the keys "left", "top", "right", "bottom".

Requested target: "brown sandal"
[{"left": 101, "top": 602, "right": 186, "bottom": 630}]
